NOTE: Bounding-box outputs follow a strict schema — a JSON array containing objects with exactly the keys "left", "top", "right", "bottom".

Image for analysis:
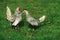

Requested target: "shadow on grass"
[
  {"left": 29, "top": 24, "right": 39, "bottom": 30},
  {"left": 28, "top": 22, "right": 46, "bottom": 30},
  {"left": 11, "top": 21, "right": 24, "bottom": 31},
  {"left": 18, "top": 21, "right": 24, "bottom": 28}
]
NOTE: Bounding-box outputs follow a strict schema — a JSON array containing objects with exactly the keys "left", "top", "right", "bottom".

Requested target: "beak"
[
  {"left": 23, "top": 10, "right": 26, "bottom": 14},
  {"left": 20, "top": 11, "right": 24, "bottom": 15},
  {"left": 22, "top": 11, "right": 24, "bottom": 13}
]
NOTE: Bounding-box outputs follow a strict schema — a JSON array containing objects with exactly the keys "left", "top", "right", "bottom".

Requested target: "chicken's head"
[
  {"left": 23, "top": 10, "right": 29, "bottom": 14},
  {"left": 17, "top": 6, "right": 21, "bottom": 11},
  {"left": 15, "top": 6, "right": 21, "bottom": 14}
]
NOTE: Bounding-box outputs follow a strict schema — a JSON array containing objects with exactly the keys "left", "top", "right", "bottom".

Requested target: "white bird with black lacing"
[
  {"left": 23, "top": 10, "right": 46, "bottom": 30},
  {"left": 6, "top": 6, "right": 22, "bottom": 27}
]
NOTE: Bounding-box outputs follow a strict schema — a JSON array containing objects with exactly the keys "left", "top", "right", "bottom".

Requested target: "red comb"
[{"left": 18, "top": 7, "right": 20, "bottom": 11}]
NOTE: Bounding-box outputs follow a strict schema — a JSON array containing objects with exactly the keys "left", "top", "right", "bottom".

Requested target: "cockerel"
[
  {"left": 6, "top": 6, "right": 22, "bottom": 29},
  {"left": 23, "top": 10, "right": 46, "bottom": 30}
]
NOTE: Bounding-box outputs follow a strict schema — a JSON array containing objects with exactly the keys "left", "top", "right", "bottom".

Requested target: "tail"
[
  {"left": 6, "top": 6, "right": 12, "bottom": 22},
  {"left": 39, "top": 15, "right": 46, "bottom": 23}
]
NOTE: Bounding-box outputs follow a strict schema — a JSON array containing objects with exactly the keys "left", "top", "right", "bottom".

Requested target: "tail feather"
[
  {"left": 39, "top": 15, "right": 46, "bottom": 23},
  {"left": 6, "top": 6, "right": 12, "bottom": 22}
]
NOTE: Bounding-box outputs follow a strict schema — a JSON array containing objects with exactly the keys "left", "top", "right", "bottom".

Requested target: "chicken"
[
  {"left": 23, "top": 10, "right": 46, "bottom": 30},
  {"left": 6, "top": 6, "right": 22, "bottom": 27},
  {"left": 12, "top": 7, "right": 22, "bottom": 26}
]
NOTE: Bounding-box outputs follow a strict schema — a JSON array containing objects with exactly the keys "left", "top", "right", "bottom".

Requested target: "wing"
[
  {"left": 12, "top": 14, "right": 22, "bottom": 26},
  {"left": 6, "top": 6, "right": 12, "bottom": 21},
  {"left": 27, "top": 17, "right": 39, "bottom": 26}
]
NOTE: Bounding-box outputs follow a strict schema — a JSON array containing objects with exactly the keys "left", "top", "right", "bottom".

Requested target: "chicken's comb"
[{"left": 18, "top": 6, "right": 20, "bottom": 11}]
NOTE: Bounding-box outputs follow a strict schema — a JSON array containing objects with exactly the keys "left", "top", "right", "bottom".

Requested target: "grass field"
[{"left": 0, "top": 0, "right": 60, "bottom": 40}]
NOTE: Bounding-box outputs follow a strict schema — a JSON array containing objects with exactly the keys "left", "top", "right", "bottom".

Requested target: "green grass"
[{"left": 0, "top": 0, "right": 60, "bottom": 40}]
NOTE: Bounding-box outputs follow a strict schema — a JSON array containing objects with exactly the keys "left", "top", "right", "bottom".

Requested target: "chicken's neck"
[{"left": 26, "top": 13, "right": 31, "bottom": 18}]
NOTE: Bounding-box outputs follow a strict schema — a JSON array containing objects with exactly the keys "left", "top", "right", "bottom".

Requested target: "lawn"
[{"left": 0, "top": 0, "right": 60, "bottom": 40}]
